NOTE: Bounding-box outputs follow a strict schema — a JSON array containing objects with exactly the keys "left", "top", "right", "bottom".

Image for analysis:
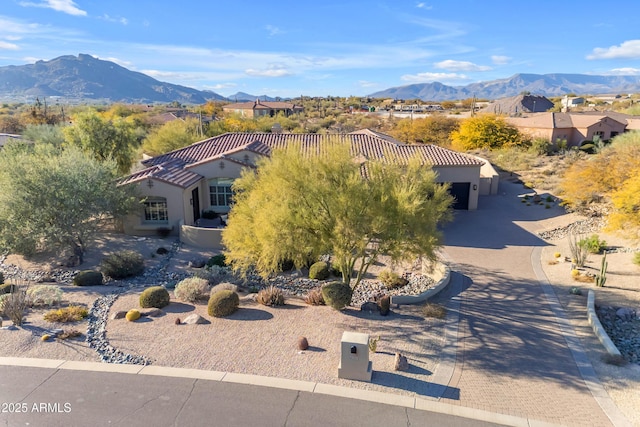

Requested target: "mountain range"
[
  {"left": 368, "top": 74, "right": 640, "bottom": 101},
  {"left": 0, "top": 54, "right": 226, "bottom": 104},
  {"left": 2, "top": 54, "right": 640, "bottom": 103}
]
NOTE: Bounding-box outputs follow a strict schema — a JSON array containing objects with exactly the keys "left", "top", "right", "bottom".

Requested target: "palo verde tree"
[
  {"left": 63, "top": 110, "right": 138, "bottom": 175},
  {"left": 0, "top": 143, "right": 138, "bottom": 263},
  {"left": 450, "top": 114, "right": 529, "bottom": 151},
  {"left": 222, "top": 140, "right": 453, "bottom": 290},
  {"left": 141, "top": 117, "right": 202, "bottom": 156}
]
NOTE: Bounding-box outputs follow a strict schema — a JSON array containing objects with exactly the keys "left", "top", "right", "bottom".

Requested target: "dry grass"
[
  {"left": 572, "top": 274, "right": 595, "bottom": 283},
  {"left": 422, "top": 302, "right": 447, "bottom": 319},
  {"left": 57, "top": 329, "right": 83, "bottom": 340},
  {"left": 43, "top": 305, "right": 88, "bottom": 323}
]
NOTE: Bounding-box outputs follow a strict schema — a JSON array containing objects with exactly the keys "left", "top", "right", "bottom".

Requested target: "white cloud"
[
  {"left": 265, "top": 25, "right": 283, "bottom": 36},
  {"left": 587, "top": 40, "right": 640, "bottom": 60},
  {"left": 401, "top": 72, "right": 467, "bottom": 83},
  {"left": 416, "top": 2, "right": 432, "bottom": 9},
  {"left": 606, "top": 67, "right": 640, "bottom": 75},
  {"left": 100, "top": 15, "right": 128, "bottom": 25},
  {"left": 358, "top": 80, "right": 378, "bottom": 88},
  {"left": 434, "top": 59, "right": 490, "bottom": 72},
  {"left": 491, "top": 55, "right": 510, "bottom": 65},
  {"left": 19, "top": 0, "right": 87, "bottom": 16},
  {"left": 245, "top": 67, "right": 292, "bottom": 77},
  {"left": 0, "top": 41, "right": 19, "bottom": 50},
  {"left": 203, "top": 83, "right": 237, "bottom": 90}
]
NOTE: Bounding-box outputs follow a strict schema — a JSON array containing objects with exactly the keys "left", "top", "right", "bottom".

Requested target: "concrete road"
[{"left": 0, "top": 365, "right": 503, "bottom": 427}]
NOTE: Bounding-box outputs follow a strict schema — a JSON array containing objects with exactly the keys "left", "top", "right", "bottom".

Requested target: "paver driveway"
[{"left": 436, "top": 181, "right": 625, "bottom": 426}]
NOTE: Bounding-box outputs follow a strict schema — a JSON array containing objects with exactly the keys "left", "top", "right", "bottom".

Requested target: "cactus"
[
  {"left": 595, "top": 253, "right": 608, "bottom": 287},
  {"left": 368, "top": 336, "right": 380, "bottom": 353}
]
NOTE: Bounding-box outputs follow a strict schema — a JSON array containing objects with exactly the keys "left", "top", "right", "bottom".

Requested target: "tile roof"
[
  {"left": 222, "top": 100, "right": 302, "bottom": 110},
  {"left": 507, "top": 112, "right": 630, "bottom": 129},
  {"left": 125, "top": 130, "right": 481, "bottom": 187}
]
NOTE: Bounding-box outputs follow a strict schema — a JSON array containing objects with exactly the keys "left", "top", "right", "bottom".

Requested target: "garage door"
[{"left": 449, "top": 182, "right": 470, "bottom": 210}]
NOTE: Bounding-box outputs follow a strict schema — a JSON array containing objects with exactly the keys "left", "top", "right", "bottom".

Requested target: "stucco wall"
[
  {"left": 122, "top": 180, "right": 188, "bottom": 236},
  {"left": 434, "top": 165, "right": 480, "bottom": 210},
  {"left": 179, "top": 222, "right": 224, "bottom": 250}
]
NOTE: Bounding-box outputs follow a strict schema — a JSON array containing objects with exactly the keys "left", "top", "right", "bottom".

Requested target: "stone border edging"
[
  {"left": 391, "top": 265, "right": 451, "bottom": 306},
  {"left": 0, "top": 357, "right": 545, "bottom": 427},
  {"left": 587, "top": 290, "right": 622, "bottom": 357}
]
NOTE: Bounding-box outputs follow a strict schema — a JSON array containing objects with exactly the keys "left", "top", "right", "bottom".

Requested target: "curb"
[
  {"left": 586, "top": 290, "right": 622, "bottom": 357},
  {"left": 391, "top": 265, "right": 451, "bottom": 306},
  {"left": 0, "top": 357, "right": 548, "bottom": 427}
]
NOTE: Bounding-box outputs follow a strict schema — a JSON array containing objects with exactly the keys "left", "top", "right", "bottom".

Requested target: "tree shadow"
[
  {"left": 306, "top": 346, "right": 326, "bottom": 352},
  {"left": 371, "top": 370, "right": 460, "bottom": 399},
  {"left": 163, "top": 302, "right": 196, "bottom": 314},
  {"left": 227, "top": 308, "right": 274, "bottom": 321}
]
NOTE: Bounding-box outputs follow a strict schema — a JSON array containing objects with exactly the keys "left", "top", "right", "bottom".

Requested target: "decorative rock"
[
  {"left": 1, "top": 325, "right": 18, "bottom": 330},
  {"left": 188, "top": 258, "right": 207, "bottom": 268},
  {"left": 110, "top": 311, "right": 127, "bottom": 320},
  {"left": 156, "top": 247, "right": 169, "bottom": 255},
  {"left": 394, "top": 353, "right": 409, "bottom": 371},
  {"left": 360, "top": 301, "right": 379, "bottom": 313},
  {"left": 140, "top": 308, "right": 165, "bottom": 318},
  {"left": 182, "top": 314, "right": 207, "bottom": 325},
  {"left": 297, "top": 336, "right": 309, "bottom": 350},
  {"left": 174, "top": 317, "right": 181, "bottom": 325},
  {"left": 616, "top": 307, "right": 636, "bottom": 322}
]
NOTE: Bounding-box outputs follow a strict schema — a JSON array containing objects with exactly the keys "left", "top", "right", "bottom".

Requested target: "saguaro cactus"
[{"left": 595, "top": 253, "right": 608, "bottom": 287}]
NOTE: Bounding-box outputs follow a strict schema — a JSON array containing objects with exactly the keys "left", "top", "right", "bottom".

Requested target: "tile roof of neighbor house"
[
  {"left": 506, "top": 112, "right": 629, "bottom": 129},
  {"left": 223, "top": 100, "right": 303, "bottom": 110},
  {"left": 122, "top": 130, "right": 482, "bottom": 188}
]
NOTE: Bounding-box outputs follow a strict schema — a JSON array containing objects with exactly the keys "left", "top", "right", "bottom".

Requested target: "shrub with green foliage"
[
  {"left": 206, "top": 254, "right": 227, "bottom": 268},
  {"left": 100, "top": 250, "right": 144, "bottom": 279},
  {"left": 174, "top": 277, "right": 209, "bottom": 303},
  {"left": 321, "top": 281, "right": 353, "bottom": 310},
  {"left": 139, "top": 286, "right": 170, "bottom": 309},
  {"left": 208, "top": 290, "right": 239, "bottom": 317},
  {"left": 27, "top": 285, "right": 63, "bottom": 307},
  {"left": 309, "top": 261, "right": 330, "bottom": 280},
  {"left": 579, "top": 234, "right": 607, "bottom": 254},
  {"left": 256, "top": 285, "right": 285, "bottom": 306},
  {"left": 73, "top": 270, "right": 103, "bottom": 286},
  {"left": 378, "top": 270, "right": 408, "bottom": 289},
  {"left": 210, "top": 282, "right": 238, "bottom": 296},
  {"left": 0, "top": 283, "right": 16, "bottom": 295}
]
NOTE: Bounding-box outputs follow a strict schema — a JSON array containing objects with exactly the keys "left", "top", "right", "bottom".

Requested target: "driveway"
[{"left": 435, "top": 180, "right": 630, "bottom": 426}]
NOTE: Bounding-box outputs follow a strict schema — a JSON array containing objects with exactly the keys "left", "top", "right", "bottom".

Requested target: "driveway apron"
[{"left": 438, "top": 181, "right": 614, "bottom": 426}]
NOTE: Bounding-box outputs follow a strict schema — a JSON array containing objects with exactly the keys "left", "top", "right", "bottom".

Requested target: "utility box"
[{"left": 338, "top": 331, "right": 372, "bottom": 382}]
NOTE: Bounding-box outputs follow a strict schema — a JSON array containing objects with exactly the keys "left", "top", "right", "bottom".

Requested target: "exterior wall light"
[{"left": 473, "top": 184, "right": 478, "bottom": 191}]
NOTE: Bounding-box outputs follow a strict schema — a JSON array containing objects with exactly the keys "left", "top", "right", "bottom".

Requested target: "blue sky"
[{"left": 1, "top": 0, "right": 640, "bottom": 98}]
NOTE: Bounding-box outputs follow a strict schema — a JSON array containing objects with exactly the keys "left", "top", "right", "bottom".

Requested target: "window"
[
  {"left": 143, "top": 197, "right": 168, "bottom": 223},
  {"left": 209, "top": 178, "right": 234, "bottom": 207}
]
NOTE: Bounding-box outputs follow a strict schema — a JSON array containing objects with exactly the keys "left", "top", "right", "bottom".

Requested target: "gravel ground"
[{"left": 537, "top": 215, "right": 640, "bottom": 426}]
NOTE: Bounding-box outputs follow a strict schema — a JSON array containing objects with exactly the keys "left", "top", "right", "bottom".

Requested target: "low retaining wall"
[
  {"left": 587, "top": 290, "right": 622, "bottom": 357},
  {"left": 179, "top": 223, "right": 224, "bottom": 250},
  {"left": 391, "top": 263, "right": 451, "bottom": 306}
]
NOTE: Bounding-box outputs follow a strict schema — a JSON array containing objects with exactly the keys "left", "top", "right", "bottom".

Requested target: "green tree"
[
  {"left": 0, "top": 143, "right": 138, "bottom": 263},
  {"left": 222, "top": 141, "right": 453, "bottom": 290},
  {"left": 63, "top": 110, "right": 138, "bottom": 175},
  {"left": 450, "top": 114, "right": 528, "bottom": 151},
  {"left": 22, "top": 124, "right": 65, "bottom": 147},
  {"left": 141, "top": 117, "right": 201, "bottom": 156}
]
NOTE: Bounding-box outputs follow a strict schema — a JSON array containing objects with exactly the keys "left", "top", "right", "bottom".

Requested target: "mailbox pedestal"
[{"left": 338, "top": 331, "right": 372, "bottom": 382}]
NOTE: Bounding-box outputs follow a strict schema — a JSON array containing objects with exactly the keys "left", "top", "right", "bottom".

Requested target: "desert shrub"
[
  {"left": 378, "top": 295, "right": 391, "bottom": 316},
  {"left": 139, "top": 286, "right": 170, "bottom": 308},
  {"left": 206, "top": 254, "right": 227, "bottom": 268},
  {"left": 73, "top": 270, "right": 103, "bottom": 286},
  {"left": 210, "top": 282, "right": 238, "bottom": 296},
  {"left": 568, "top": 233, "right": 589, "bottom": 267},
  {"left": 0, "top": 283, "right": 16, "bottom": 295},
  {"left": 100, "top": 250, "right": 144, "bottom": 279},
  {"left": 422, "top": 302, "right": 447, "bottom": 319},
  {"left": 0, "top": 294, "right": 9, "bottom": 315},
  {"left": 207, "top": 290, "right": 239, "bottom": 317},
  {"left": 309, "top": 261, "right": 330, "bottom": 280},
  {"left": 579, "top": 234, "right": 607, "bottom": 254},
  {"left": 256, "top": 285, "right": 285, "bottom": 306},
  {"left": 27, "top": 285, "right": 63, "bottom": 307},
  {"left": 174, "top": 277, "right": 209, "bottom": 303},
  {"left": 194, "top": 265, "right": 231, "bottom": 286},
  {"left": 634, "top": 252, "right": 640, "bottom": 267},
  {"left": 2, "top": 286, "right": 29, "bottom": 326},
  {"left": 304, "top": 287, "right": 325, "bottom": 305},
  {"left": 58, "top": 329, "right": 82, "bottom": 340},
  {"left": 378, "top": 269, "right": 408, "bottom": 289},
  {"left": 0, "top": 272, "right": 3, "bottom": 284},
  {"left": 43, "top": 305, "right": 88, "bottom": 323},
  {"left": 156, "top": 227, "right": 171, "bottom": 238},
  {"left": 125, "top": 309, "right": 141, "bottom": 321},
  {"left": 569, "top": 287, "right": 582, "bottom": 295},
  {"left": 321, "top": 281, "right": 353, "bottom": 310}
]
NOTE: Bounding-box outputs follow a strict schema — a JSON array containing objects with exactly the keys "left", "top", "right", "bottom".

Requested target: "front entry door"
[{"left": 192, "top": 187, "right": 200, "bottom": 223}]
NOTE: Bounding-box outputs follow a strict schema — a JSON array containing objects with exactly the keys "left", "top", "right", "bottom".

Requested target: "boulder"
[
  {"left": 360, "top": 301, "right": 379, "bottom": 313},
  {"left": 140, "top": 308, "right": 165, "bottom": 318},
  {"left": 297, "top": 336, "right": 309, "bottom": 350},
  {"left": 188, "top": 258, "right": 207, "bottom": 268},
  {"left": 110, "top": 311, "right": 127, "bottom": 320},
  {"left": 394, "top": 353, "right": 409, "bottom": 371},
  {"left": 616, "top": 307, "right": 635, "bottom": 321},
  {"left": 182, "top": 314, "right": 207, "bottom": 325}
]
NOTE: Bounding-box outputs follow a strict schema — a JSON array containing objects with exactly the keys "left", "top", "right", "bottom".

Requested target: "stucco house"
[
  {"left": 222, "top": 100, "right": 304, "bottom": 118},
  {"left": 506, "top": 112, "right": 629, "bottom": 146},
  {"left": 119, "top": 129, "right": 497, "bottom": 248}
]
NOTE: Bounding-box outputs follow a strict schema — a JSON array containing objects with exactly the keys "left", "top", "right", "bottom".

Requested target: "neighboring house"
[
  {"left": 222, "top": 100, "right": 303, "bottom": 118},
  {"left": 481, "top": 94, "right": 554, "bottom": 115},
  {"left": 0, "top": 133, "right": 22, "bottom": 149},
  {"left": 506, "top": 112, "right": 629, "bottom": 146},
  {"left": 561, "top": 96, "right": 585, "bottom": 110},
  {"left": 119, "top": 129, "right": 497, "bottom": 248}
]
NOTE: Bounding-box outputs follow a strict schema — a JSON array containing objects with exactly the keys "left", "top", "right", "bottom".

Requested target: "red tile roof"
[{"left": 124, "top": 130, "right": 481, "bottom": 188}]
